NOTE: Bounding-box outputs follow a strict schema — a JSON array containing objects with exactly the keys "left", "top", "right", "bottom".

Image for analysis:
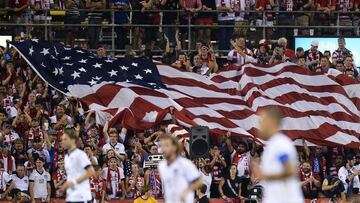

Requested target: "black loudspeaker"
[{"left": 190, "top": 126, "right": 210, "bottom": 158}]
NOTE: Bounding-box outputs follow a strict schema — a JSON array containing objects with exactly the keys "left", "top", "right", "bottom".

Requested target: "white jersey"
[
  {"left": 260, "top": 133, "right": 304, "bottom": 203},
  {"left": 0, "top": 171, "right": 11, "bottom": 192},
  {"left": 64, "top": 148, "right": 92, "bottom": 202},
  {"left": 102, "top": 142, "right": 125, "bottom": 156},
  {"left": 29, "top": 169, "right": 51, "bottom": 199},
  {"left": 10, "top": 174, "right": 29, "bottom": 192},
  {"left": 158, "top": 157, "right": 201, "bottom": 203}
]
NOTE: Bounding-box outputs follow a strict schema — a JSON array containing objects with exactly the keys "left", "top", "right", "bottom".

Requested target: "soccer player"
[
  {"left": 29, "top": 156, "right": 51, "bottom": 202},
  {"left": 251, "top": 108, "right": 304, "bottom": 203},
  {"left": 59, "top": 127, "right": 95, "bottom": 203},
  {"left": 158, "top": 134, "right": 203, "bottom": 203}
]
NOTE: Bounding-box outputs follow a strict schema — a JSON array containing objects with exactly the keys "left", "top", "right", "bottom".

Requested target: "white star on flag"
[
  {"left": 108, "top": 70, "right": 118, "bottom": 77},
  {"left": 79, "top": 67, "right": 87, "bottom": 72},
  {"left": 32, "top": 39, "right": 39, "bottom": 43},
  {"left": 132, "top": 62, "right": 138, "bottom": 67},
  {"left": 64, "top": 63, "right": 73, "bottom": 66},
  {"left": 29, "top": 46, "right": 34, "bottom": 56},
  {"left": 71, "top": 71, "right": 81, "bottom": 79},
  {"left": 79, "top": 59, "right": 87, "bottom": 63},
  {"left": 62, "top": 56, "right": 71, "bottom": 60},
  {"left": 76, "top": 50, "right": 85, "bottom": 53},
  {"left": 59, "top": 67, "right": 64, "bottom": 75},
  {"left": 93, "top": 63, "right": 102, "bottom": 68},
  {"left": 40, "top": 48, "right": 50, "bottom": 56},
  {"left": 144, "top": 69, "right": 152, "bottom": 74},
  {"left": 40, "top": 63, "right": 46, "bottom": 67},
  {"left": 88, "top": 79, "right": 97, "bottom": 86},
  {"left": 105, "top": 59, "right": 114, "bottom": 63},
  {"left": 135, "top": 74, "right": 143, "bottom": 80},
  {"left": 53, "top": 68, "right": 58, "bottom": 76},
  {"left": 120, "top": 65, "right": 129, "bottom": 70}
]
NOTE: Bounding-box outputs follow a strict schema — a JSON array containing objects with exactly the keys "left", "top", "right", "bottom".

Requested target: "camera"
[{"left": 144, "top": 154, "right": 164, "bottom": 169}]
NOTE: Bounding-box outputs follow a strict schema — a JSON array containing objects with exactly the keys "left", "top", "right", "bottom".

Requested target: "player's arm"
[
  {"left": 60, "top": 166, "right": 95, "bottom": 190},
  {"left": 253, "top": 153, "right": 297, "bottom": 181},
  {"left": 262, "top": 159, "right": 296, "bottom": 180},
  {"left": 76, "top": 166, "right": 96, "bottom": 185},
  {"left": 182, "top": 177, "right": 203, "bottom": 196}
]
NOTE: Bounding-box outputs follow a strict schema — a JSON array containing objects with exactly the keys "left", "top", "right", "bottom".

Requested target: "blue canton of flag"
[{"left": 10, "top": 40, "right": 165, "bottom": 93}]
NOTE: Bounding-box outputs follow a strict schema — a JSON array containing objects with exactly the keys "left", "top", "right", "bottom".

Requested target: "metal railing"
[{"left": 0, "top": 8, "right": 359, "bottom": 54}]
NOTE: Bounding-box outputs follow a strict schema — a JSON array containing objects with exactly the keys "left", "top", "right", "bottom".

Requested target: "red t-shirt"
[
  {"left": 315, "top": 0, "right": 336, "bottom": 7},
  {"left": 285, "top": 48, "right": 296, "bottom": 61}
]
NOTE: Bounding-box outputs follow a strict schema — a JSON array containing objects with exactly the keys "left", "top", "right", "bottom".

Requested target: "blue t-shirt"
[{"left": 112, "top": 0, "right": 129, "bottom": 24}]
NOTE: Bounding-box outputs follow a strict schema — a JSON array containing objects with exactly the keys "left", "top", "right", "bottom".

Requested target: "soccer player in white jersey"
[
  {"left": 158, "top": 134, "right": 203, "bottom": 203},
  {"left": 29, "top": 156, "right": 51, "bottom": 202},
  {"left": 252, "top": 108, "right": 304, "bottom": 203},
  {"left": 59, "top": 128, "right": 95, "bottom": 203}
]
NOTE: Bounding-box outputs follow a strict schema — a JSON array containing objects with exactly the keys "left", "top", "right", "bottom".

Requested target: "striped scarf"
[{"left": 150, "top": 169, "right": 161, "bottom": 198}]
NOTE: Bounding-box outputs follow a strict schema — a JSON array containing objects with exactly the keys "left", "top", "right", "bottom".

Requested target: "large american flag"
[{"left": 11, "top": 40, "right": 360, "bottom": 148}]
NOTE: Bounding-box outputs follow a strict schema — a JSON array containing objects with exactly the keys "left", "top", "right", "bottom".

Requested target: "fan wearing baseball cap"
[{"left": 304, "top": 40, "right": 323, "bottom": 70}]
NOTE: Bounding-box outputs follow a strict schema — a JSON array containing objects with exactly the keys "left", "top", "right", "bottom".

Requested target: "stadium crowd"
[
  {"left": 0, "top": 0, "right": 360, "bottom": 50},
  {"left": 0, "top": 31, "right": 358, "bottom": 203},
  {"left": 0, "top": 1, "right": 359, "bottom": 202}
]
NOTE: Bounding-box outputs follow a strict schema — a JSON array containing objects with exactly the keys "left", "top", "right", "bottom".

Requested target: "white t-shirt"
[
  {"left": 0, "top": 171, "right": 11, "bottom": 192},
  {"left": 227, "top": 49, "right": 256, "bottom": 66},
  {"left": 236, "top": 151, "right": 251, "bottom": 178},
  {"left": 101, "top": 167, "right": 125, "bottom": 198},
  {"left": 50, "top": 115, "right": 73, "bottom": 126},
  {"left": 102, "top": 143, "right": 125, "bottom": 156},
  {"left": 29, "top": 169, "right": 51, "bottom": 198},
  {"left": 10, "top": 174, "right": 29, "bottom": 192},
  {"left": 200, "top": 171, "right": 212, "bottom": 198},
  {"left": 215, "top": 0, "right": 235, "bottom": 21},
  {"left": 338, "top": 166, "right": 360, "bottom": 192},
  {"left": 64, "top": 148, "right": 92, "bottom": 202},
  {"left": 158, "top": 157, "right": 200, "bottom": 203},
  {"left": 260, "top": 133, "right": 304, "bottom": 203}
]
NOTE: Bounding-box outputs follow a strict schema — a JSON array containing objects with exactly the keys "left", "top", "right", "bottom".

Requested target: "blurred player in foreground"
[
  {"left": 252, "top": 108, "right": 304, "bottom": 203},
  {"left": 158, "top": 134, "right": 203, "bottom": 203},
  {"left": 59, "top": 128, "right": 95, "bottom": 203}
]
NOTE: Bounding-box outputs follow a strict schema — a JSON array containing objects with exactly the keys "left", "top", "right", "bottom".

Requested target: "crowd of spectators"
[
  {"left": 0, "top": 30, "right": 358, "bottom": 203},
  {"left": 1, "top": 0, "right": 360, "bottom": 51}
]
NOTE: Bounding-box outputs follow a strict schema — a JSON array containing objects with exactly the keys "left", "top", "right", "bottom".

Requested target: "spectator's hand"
[
  {"left": 334, "top": 180, "right": 340, "bottom": 187},
  {"left": 222, "top": 195, "right": 227, "bottom": 200},
  {"left": 169, "top": 106, "right": 175, "bottom": 115}
]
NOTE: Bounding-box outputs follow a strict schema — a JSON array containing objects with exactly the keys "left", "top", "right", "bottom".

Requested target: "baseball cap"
[
  {"left": 34, "top": 136, "right": 42, "bottom": 143},
  {"left": 3, "top": 123, "right": 12, "bottom": 129},
  {"left": 0, "top": 142, "right": 9, "bottom": 149},
  {"left": 13, "top": 138, "right": 24, "bottom": 144},
  {"left": 109, "top": 156, "right": 118, "bottom": 161},
  {"left": 338, "top": 37, "right": 345, "bottom": 43},
  {"left": 311, "top": 40, "right": 319, "bottom": 47},
  {"left": 35, "top": 156, "right": 45, "bottom": 162}
]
